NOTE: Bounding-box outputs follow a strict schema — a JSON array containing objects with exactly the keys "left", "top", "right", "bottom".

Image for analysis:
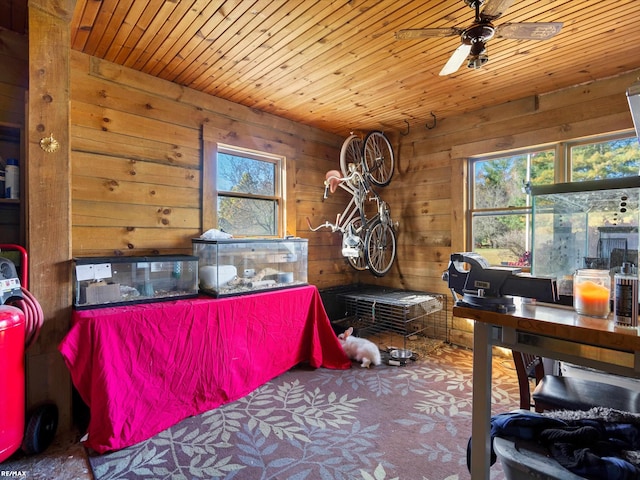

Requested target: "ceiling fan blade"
[
  {"left": 479, "top": 0, "right": 515, "bottom": 22},
  {"left": 496, "top": 22, "right": 563, "bottom": 40},
  {"left": 439, "top": 43, "right": 472, "bottom": 76},
  {"left": 395, "top": 27, "right": 462, "bottom": 40}
]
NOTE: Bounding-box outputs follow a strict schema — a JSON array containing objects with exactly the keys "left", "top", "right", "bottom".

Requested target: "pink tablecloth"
[{"left": 59, "top": 285, "right": 350, "bottom": 453}]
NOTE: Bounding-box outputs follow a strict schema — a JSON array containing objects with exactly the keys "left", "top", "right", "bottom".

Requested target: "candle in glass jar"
[{"left": 573, "top": 269, "right": 611, "bottom": 318}]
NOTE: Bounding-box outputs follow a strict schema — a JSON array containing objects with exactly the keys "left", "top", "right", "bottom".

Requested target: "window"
[
  {"left": 208, "top": 144, "right": 285, "bottom": 237},
  {"left": 470, "top": 148, "right": 554, "bottom": 266},
  {"left": 569, "top": 134, "right": 640, "bottom": 182},
  {"left": 469, "top": 131, "right": 640, "bottom": 266}
]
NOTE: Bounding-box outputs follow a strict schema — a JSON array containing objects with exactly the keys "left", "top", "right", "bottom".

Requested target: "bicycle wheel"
[
  {"left": 339, "top": 134, "right": 364, "bottom": 177},
  {"left": 364, "top": 219, "right": 396, "bottom": 276},
  {"left": 344, "top": 217, "right": 367, "bottom": 271},
  {"left": 362, "top": 131, "right": 394, "bottom": 187}
]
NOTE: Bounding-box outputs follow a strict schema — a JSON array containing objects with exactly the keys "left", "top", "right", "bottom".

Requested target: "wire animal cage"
[{"left": 337, "top": 287, "right": 448, "bottom": 354}]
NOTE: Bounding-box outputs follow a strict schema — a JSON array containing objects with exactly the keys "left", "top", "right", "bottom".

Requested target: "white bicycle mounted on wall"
[{"left": 307, "top": 131, "right": 397, "bottom": 277}]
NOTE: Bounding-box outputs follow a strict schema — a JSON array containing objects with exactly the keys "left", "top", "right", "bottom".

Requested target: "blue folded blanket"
[{"left": 471, "top": 408, "right": 640, "bottom": 480}]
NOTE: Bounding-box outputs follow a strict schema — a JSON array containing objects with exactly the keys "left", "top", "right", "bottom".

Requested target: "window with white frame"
[
  {"left": 569, "top": 134, "right": 640, "bottom": 182},
  {"left": 470, "top": 148, "right": 554, "bottom": 267},
  {"left": 469, "top": 132, "right": 640, "bottom": 266},
  {"left": 210, "top": 144, "right": 285, "bottom": 237}
]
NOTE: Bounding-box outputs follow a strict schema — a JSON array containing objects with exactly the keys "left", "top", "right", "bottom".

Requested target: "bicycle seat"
[{"left": 325, "top": 170, "right": 342, "bottom": 193}]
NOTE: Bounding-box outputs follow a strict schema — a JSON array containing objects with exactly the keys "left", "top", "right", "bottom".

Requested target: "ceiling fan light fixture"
[
  {"left": 467, "top": 53, "right": 489, "bottom": 69},
  {"left": 470, "top": 39, "right": 487, "bottom": 56}
]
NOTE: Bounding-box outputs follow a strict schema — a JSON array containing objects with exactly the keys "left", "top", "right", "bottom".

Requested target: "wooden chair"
[{"left": 511, "top": 350, "right": 640, "bottom": 413}]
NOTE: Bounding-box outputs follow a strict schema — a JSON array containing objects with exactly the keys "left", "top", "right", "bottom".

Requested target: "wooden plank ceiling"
[{"left": 7, "top": 0, "right": 640, "bottom": 136}]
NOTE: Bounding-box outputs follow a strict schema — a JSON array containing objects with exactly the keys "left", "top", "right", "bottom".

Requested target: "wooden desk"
[{"left": 453, "top": 301, "right": 640, "bottom": 480}]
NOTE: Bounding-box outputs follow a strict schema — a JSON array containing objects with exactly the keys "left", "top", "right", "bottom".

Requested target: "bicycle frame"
[
  {"left": 307, "top": 164, "right": 369, "bottom": 239},
  {"left": 307, "top": 131, "right": 397, "bottom": 276},
  {"left": 308, "top": 165, "right": 394, "bottom": 257}
]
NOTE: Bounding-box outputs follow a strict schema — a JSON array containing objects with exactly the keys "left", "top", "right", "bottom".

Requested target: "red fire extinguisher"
[{"left": 0, "top": 305, "right": 26, "bottom": 463}]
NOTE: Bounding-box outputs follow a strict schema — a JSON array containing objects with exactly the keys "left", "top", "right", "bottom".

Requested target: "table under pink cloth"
[{"left": 59, "top": 285, "right": 351, "bottom": 454}]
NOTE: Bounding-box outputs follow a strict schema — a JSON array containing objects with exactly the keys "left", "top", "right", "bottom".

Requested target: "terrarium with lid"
[
  {"left": 73, "top": 255, "right": 199, "bottom": 309},
  {"left": 531, "top": 176, "right": 640, "bottom": 304},
  {"left": 192, "top": 238, "right": 308, "bottom": 297}
]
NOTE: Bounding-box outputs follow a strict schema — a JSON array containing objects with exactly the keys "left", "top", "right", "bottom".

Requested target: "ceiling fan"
[{"left": 395, "top": 0, "right": 563, "bottom": 75}]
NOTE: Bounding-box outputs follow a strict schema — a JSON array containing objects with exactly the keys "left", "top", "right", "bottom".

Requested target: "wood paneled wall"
[
  {"left": 70, "top": 50, "right": 359, "bottom": 290},
  {"left": 25, "top": 0, "right": 76, "bottom": 436},
  {"left": 373, "top": 69, "right": 640, "bottom": 349},
  {"left": 9, "top": 30, "right": 640, "bottom": 434}
]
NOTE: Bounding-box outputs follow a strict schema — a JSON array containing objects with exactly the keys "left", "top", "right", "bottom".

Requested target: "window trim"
[
  {"left": 466, "top": 130, "right": 640, "bottom": 262},
  {"left": 564, "top": 131, "right": 639, "bottom": 182},
  {"left": 202, "top": 137, "right": 287, "bottom": 238},
  {"left": 467, "top": 146, "right": 552, "bottom": 256}
]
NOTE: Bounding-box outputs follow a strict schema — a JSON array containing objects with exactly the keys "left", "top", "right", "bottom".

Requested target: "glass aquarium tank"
[
  {"left": 531, "top": 177, "right": 640, "bottom": 300},
  {"left": 192, "top": 238, "right": 308, "bottom": 297},
  {"left": 73, "top": 255, "right": 199, "bottom": 309}
]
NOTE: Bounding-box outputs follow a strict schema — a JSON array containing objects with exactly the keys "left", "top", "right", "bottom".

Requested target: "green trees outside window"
[
  {"left": 216, "top": 148, "right": 283, "bottom": 237},
  {"left": 470, "top": 133, "right": 640, "bottom": 266}
]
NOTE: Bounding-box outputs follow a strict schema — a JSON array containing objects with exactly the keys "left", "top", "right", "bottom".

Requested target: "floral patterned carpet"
[{"left": 88, "top": 343, "right": 521, "bottom": 480}]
